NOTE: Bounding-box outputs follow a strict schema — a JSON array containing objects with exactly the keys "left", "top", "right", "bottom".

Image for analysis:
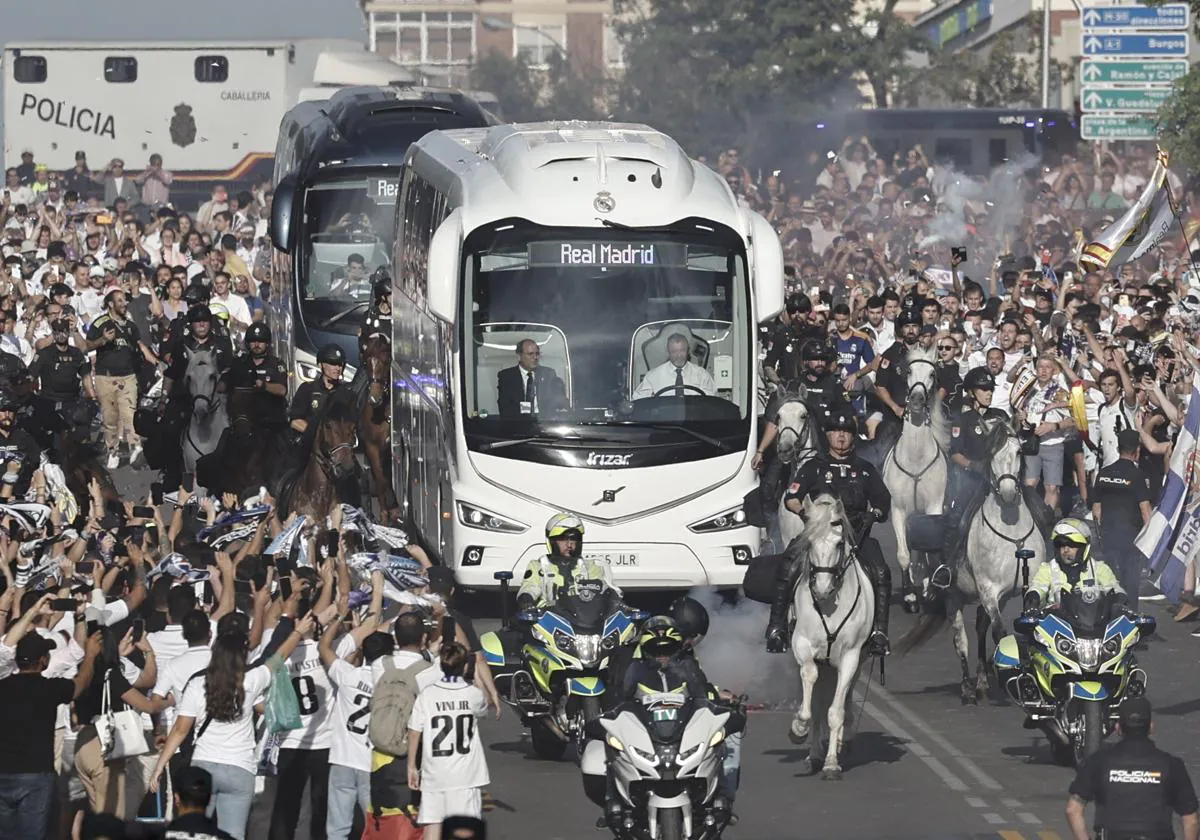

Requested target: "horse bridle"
[
  {"left": 776, "top": 398, "right": 818, "bottom": 464},
  {"left": 804, "top": 520, "right": 864, "bottom": 661},
  {"left": 363, "top": 333, "right": 390, "bottom": 407},
  {"left": 902, "top": 358, "right": 939, "bottom": 426},
  {"left": 183, "top": 350, "right": 223, "bottom": 455},
  {"left": 979, "top": 425, "right": 1036, "bottom": 553}
]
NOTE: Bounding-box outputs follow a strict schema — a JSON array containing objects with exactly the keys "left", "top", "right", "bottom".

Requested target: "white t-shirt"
[
  {"left": 1097, "top": 398, "right": 1137, "bottom": 469},
  {"left": 328, "top": 658, "right": 375, "bottom": 772},
  {"left": 278, "top": 640, "right": 333, "bottom": 750},
  {"left": 152, "top": 645, "right": 211, "bottom": 733},
  {"left": 407, "top": 676, "right": 489, "bottom": 792},
  {"left": 179, "top": 663, "right": 271, "bottom": 775}
]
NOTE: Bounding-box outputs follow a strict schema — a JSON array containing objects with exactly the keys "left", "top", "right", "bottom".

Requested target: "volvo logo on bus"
[{"left": 586, "top": 452, "right": 632, "bottom": 467}]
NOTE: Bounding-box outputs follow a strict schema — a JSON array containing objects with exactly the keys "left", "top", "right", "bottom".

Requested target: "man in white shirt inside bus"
[{"left": 632, "top": 333, "right": 716, "bottom": 399}]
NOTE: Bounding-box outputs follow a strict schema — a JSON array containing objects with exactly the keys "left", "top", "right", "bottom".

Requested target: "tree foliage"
[
  {"left": 469, "top": 50, "right": 604, "bottom": 123},
  {"left": 1148, "top": 1, "right": 1200, "bottom": 170}
]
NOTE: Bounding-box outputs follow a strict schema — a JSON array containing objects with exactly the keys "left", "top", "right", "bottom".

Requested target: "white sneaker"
[{"left": 106, "top": 452, "right": 120, "bottom": 470}]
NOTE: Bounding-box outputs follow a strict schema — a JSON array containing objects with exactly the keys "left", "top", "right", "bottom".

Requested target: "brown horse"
[
  {"left": 57, "top": 430, "right": 119, "bottom": 520},
  {"left": 358, "top": 333, "right": 397, "bottom": 520},
  {"left": 276, "top": 388, "right": 360, "bottom": 524}
]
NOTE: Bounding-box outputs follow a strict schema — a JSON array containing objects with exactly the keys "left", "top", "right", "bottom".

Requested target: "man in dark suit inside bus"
[{"left": 498, "top": 339, "right": 567, "bottom": 417}]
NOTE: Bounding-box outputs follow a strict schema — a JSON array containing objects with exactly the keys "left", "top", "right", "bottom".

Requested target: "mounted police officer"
[
  {"left": 794, "top": 339, "right": 849, "bottom": 428},
  {"left": 1067, "top": 698, "right": 1198, "bottom": 840},
  {"left": 228, "top": 322, "right": 287, "bottom": 429},
  {"left": 161, "top": 305, "right": 233, "bottom": 401},
  {"left": 358, "top": 268, "right": 392, "bottom": 353},
  {"left": 287, "top": 343, "right": 348, "bottom": 436},
  {"left": 944, "top": 366, "right": 1009, "bottom": 552},
  {"left": 766, "top": 409, "right": 893, "bottom": 656}
]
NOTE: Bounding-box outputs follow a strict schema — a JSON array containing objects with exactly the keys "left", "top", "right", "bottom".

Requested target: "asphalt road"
[{"left": 112, "top": 464, "right": 1200, "bottom": 840}]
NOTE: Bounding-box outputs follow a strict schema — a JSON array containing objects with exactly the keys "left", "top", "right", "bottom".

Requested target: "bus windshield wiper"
[
  {"left": 477, "top": 430, "right": 629, "bottom": 451},
  {"left": 316, "top": 302, "right": 369, "bottom": 330},
  {"left": 620, "top": 422, "right": 732, "bottom": 452}
]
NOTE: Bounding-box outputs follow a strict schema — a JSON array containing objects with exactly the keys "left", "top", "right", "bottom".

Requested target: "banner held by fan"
[{"left": 1080, "top": 148, "right": 1174, "bottom": 272}]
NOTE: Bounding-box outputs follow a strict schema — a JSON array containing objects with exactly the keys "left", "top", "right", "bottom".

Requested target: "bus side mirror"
[
  {"left": 747, "top": 210, "right": 784, "bottom": 322},
  {"left": 427, "top": 209, "right": 462, "bottom": 324},
  {"left": 270, "top": 174, "right": 298, "bottom": 254}
]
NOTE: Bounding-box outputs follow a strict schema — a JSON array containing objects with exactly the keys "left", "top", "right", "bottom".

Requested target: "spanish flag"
[{"left": 1081, "top": 147, "right": 1175, "bottom": 271}]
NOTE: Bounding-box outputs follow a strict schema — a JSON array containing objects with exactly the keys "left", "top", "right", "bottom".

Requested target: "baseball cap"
[
  {"left": 1118, "top": 697, "right": 1152, "bottom": 731},
  {"left": 1117, "top": 429, "right": 1142, "bottom": 453},
  {"left": 173, "top": 765, "right": 214, "bottom": 799},
  {"left": 15, "top": 633, "right": 54, "bottom": 666},
  {"left": 88, "top": 265, "right": 105, "bottom": 279}
]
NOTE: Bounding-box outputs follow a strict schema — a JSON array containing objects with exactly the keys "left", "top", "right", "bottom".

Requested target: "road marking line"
[
  {"left": 1038, "top": 832, "right": 1065, "bottom": 840},
  {"left": 1018, "top": 812, "right": 1042, "bottom": 825},
  {"left": 861, "top": 699, "right": 969, "bottom": 791},
  {"left": 965, "top": 796, "right": 987, "bottom": 808},
  {"left": 999, "top": 831, "right": 1027, "bottom": 840},
  {"left": 871, "top": 683, "right": 1004, "bottom": 790},
  {"left": 984, "top": 813, "right": 1006, "bottom": 825}
]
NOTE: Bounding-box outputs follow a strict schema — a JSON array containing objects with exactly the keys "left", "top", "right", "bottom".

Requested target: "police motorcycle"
[
  {"left": 581, "top": 692, "right": 735, "bottom": 840},
  {"left": 481, "top": 571, "right": 647, "bottom": 760},
  {"left": 994, "top": 583, "right": 1154, "bottom": 767}
]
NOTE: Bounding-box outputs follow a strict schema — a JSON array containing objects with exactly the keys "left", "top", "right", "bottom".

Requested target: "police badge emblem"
[
  {"left": 170, "top": 103, "right": 197, "bottom": 148},
  {"left": 1081, "top": 587, "right": 1099, "bottom": 604}
]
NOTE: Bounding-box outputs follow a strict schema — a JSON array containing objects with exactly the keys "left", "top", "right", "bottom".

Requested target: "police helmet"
[
  {"left": 1051, "top": 517, "right": 1092, "bottom": 565},
  {"left": 0, "top": 391, "right": 15, "bottom": 412},
  {"left": 371, "top": 269, "right": 391, "bottom": 300},
  {"left": 183, "top": 283, "right": 209, "bottom": 306},
  {"left": 963, "top": 366, "right": 995, "bottom": 392},
  {"left": 245, "top": 323, "right": 271, "bottom": 345},
  {"left": 317, "top": 344, "right": 346, "bottom": 366},
  {"left": 640, "top": 616, "right": 685, "bottom": 659},
  {"left": 187, "top": 305, "right": 212, "bottom": 324},
  {"left": 545, "top": 512, "right": 585, "bottom": 558},
  {"left": 895, "top": 308, "right": 922, "bottom": 328},
  {"left": 668, "top": 596, "right": 709, "bottom": 640},
  {"left": 825, "top": 410, "right": 858, "bottom": 435}
]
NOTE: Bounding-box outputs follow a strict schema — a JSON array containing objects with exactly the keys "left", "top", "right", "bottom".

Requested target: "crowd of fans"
[{"left": 0, "top": 127, "right": 1199, "bottom": 840}]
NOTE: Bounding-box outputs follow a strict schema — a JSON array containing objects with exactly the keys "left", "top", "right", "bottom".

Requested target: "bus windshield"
[
  {"left": 299, "top": 176, "right": 397, "bottom": 334},
  {"left": 460, "top": 221, "right": 752, "bottom": 459}
]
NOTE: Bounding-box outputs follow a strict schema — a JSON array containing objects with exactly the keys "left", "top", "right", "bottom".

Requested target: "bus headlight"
[
  {"left": 456, "top": 502, "right": 528, "bottom": 533},
  {"left": 688, "top": 507, "right": 748, "bottom": 533}
]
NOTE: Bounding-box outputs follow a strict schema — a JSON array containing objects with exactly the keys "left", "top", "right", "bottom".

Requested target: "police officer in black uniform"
[
  {"left": 766, "top": 409, "right": 893, "bottom": 655},
  {"left": 763, "top": 297, "right": 822, "bottom": 386},
  {"left": 1092, "top": 429, "right": 1155, "bottom": 612},
  {"left": 161, "top": 283, "right": 213, "bottom": 367},
  {"left": 30, "top": 316, "right": 94, "bottom": 444},
  {"left": 794, "top": 339, "right": 849, "bottom": 428},
  {"left": 873, "top": 308, "right": 922, "bottom": 430},
  {"left": 288, "top": 343, "right": 348, "bottom": 435},
  {"left": 162, "top": 306, "right": 233, "bottom": 400},
  {"left": 0, "top": 391, "right": 43, "bottom": 498},
  {"left": 1067, "top": 697, "right": 1198, "bottom": 840},
  {"left": 229, "top": 323, "right": 288, "bottom": 429},
  {"left": 945, "top": 366, "right": 1009, "bottom": 546}
]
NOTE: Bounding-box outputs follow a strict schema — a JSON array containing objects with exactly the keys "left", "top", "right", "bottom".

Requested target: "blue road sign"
[
  {"left": 1081, "top": 4, "right": 1190, "bottom": 31},
  {"left": 1081, "top": 32, "right": 1189, "bottom": 57}
]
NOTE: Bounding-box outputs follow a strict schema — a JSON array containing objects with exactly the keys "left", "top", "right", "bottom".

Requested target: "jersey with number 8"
[
  {"left": 279, "top": 640, "right": 334, "bottom": 750},
  {"left": 408, "top": 676, "right": 490, "bottom": 792}
]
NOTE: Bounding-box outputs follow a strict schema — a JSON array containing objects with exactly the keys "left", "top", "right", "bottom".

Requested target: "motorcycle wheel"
[
  {"left": 1072, "top": 702, "right": 1103, "bottom": 767},
  {"left": 574, "top": 697, "right": 605, "bottom": 760},
  {"left": 657, "top": 808, "right": 684, "bottom": 840},
  {"left": 530, "top": 718, "right": 568, "bottom": 761}
]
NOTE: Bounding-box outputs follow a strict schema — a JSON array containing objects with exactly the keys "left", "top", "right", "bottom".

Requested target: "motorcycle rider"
[
  {"left": 1015, "top": 517, "right": 1131, "bottom": 675},
  {"left": 766, "top": 409, "right": 893, "bottom": 656},
  {"left": 228, "top": 323, "right": 288, "bottom": 429},
  {"left": 515, "top": 513, "right": 617, "bottom": 610}
]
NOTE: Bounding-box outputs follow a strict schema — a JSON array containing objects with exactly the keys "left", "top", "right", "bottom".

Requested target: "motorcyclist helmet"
[
  {"left": 1051, "top": 517, "right": 1091, "bottom": 565},
  {"left": 545, "top": 512, "right": 585, "bottom": 558},
  {"left": 963, "top": 366, "right": 995, "bottom": 393},
  {"left": 668, "top": 596, "right": 709, "bottom": 641},
  {"left": 187, "top": 305, "right": 212, "bottom": 324},
  {"left": 317, "top": 344, "right": 346, "bottom": 366},
  {"left": 245, "top": 323, "right": 271, "bottom": 345},
  {"left": 208, "top": 301, "right": 230, "bottom": 323},
  {"left": 640, "top": 616, "right": 685, "bottom": 660}
]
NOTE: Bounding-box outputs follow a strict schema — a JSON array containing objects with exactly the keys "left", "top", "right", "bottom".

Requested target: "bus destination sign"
[{"left": 531, "top": 241, "right": 675, "bottom": 267}]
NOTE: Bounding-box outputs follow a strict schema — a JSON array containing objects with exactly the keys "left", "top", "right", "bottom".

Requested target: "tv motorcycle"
[
  {"left": 581, "top": 692, "right": 735, "bottom": 840},
  {"left": 481, "top": 571, "right": 645, "bottom": 760},
  {"left": 994, "top": 589, "right": 1154, "bottom": 766}
]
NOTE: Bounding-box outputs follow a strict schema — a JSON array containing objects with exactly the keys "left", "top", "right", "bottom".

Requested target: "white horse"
[
  {"left": 882, "top": 343, "right": 949, "bottom": 613},
  {"left": 787, "top": 494, "right": 873, "bottom": 780},
  {"left": 774, "top": 397, "right": 821, "bottom": 548},
  {"left": 181, "top": 347, "right": 228, "bottom": 487}
]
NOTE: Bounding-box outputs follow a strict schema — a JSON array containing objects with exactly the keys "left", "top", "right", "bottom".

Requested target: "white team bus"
[{"left": 391, "top": 122, "right": 783, "bottom": 590}]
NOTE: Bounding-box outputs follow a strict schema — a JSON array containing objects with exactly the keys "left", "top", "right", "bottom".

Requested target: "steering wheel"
[{"left": 652, "top": 384, "right": 708, "bottom": 398}]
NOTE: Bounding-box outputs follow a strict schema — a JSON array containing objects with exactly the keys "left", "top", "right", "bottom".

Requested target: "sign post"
[{"left": 1078, "top": 4, "right": 1190, "bottom": 141}]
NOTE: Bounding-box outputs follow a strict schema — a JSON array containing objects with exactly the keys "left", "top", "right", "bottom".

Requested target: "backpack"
[{"left": 369, "top": 657, "right": 432, "bottom": 757}]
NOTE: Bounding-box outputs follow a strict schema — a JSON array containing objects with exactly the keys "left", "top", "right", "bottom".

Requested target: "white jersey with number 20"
[{"left": 407, "top": 676, "right": 489, "bottom": 792}]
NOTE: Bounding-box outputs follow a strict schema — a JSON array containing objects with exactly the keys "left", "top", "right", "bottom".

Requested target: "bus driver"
[{"left": 633, "top": 333, "right": 715, "bottom": 399}]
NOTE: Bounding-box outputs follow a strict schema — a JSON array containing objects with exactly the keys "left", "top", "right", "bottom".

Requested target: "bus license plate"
[{"left": 587, "top": 553, "right": 639, "bottom": 567}]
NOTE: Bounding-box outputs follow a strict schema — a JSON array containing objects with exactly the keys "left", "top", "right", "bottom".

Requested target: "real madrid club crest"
[{"left": 593, "top": 191, "right": 616, "bottom": 213}]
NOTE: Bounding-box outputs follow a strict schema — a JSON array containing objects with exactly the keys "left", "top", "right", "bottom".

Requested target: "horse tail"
[{"left": 893, "top": 598, "right": 948, "bottom": 657}]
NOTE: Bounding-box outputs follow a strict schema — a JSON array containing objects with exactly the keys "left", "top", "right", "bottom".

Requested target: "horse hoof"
[
  {"left": 820, "top": 767, "right": 843, "bottom": 781},
  {"left": 799, "top": 758, "right": 815, "bottom": 776},
  {"left": 788, "top": 723, "right": 810, "bottom": 744},
  {"left": 903, "top": 599, "right": 920, "bottom": 615},
  {"left": 960, "top": 692, "right": 978, "bottom": 706}
]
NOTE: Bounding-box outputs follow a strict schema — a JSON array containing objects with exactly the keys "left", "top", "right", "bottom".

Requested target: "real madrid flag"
[{"left": 1080, "top": 148, "right": 1175, "bottom": 271}]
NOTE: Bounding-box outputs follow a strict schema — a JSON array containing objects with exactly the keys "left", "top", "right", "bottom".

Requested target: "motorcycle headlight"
[
  {"left": 1102, "top": 636, "right": 1122, "bottom": 659},
  {"left": 575, "top": 634, "right": 601, "bottom": 666},
  {"left": 709, "top": 730, "right": 726, "bottom": 747},
  {"left": 456, "top": 502, "right": 528, "bottom": 534},
  {"left": 677, "top": 743, "right": 700, "bottom": 761},
  {"left": 607, "top": 735, "right": 625, "bottom": 752},
  {"left": 601, "top": 629, "right": 620, "bottom": 651},
  {"left": 552, "top": 628, "right": 576, "bottom": 654},
  {"left": 688, "top": 506, "right": 749, "bottom": 534},
  {"left": 633, "top": 745, "right": 657, "bottom": 762},
  {"left": 1075, "top": 638, "right": 1101, "bottom": 671},
  {"left": 1055, "top": 635, "right": 1076, "bottom": 657}
]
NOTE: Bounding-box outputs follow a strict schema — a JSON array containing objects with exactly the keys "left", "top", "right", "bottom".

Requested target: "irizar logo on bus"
[{"left": 586, "top": 452, "right": 632, "bottom": 467}]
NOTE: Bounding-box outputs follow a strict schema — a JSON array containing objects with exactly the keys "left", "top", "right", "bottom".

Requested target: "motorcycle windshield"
[
  {"left": 636, "top": 697, "right": 693, "bottom": 743},
  {"left": 1056, "top": 590, "right": 1116, "bottom": 638},
  {"left": 554, "top": 584, "right": 613, "bottom": 633}
]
